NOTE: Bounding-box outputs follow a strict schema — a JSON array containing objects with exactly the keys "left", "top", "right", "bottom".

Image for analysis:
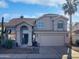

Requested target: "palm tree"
[{"left": 62, "top": 0, "right": 79, "bottom": 59}]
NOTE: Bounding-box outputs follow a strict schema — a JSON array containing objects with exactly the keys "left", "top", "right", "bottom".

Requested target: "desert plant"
[
  {"left": 3, "top": 39, "right": 13, "bottom": 49},
  {"left": 1, "top": 17, "right": 5, "bottom": 45},
  {"left": 1, "top": 17, "right": 4, "bottom": 39}
]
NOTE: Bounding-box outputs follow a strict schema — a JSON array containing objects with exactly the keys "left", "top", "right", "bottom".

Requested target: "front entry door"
[{"left": 21, "top": 34, "right": 28, "bottom": 47}]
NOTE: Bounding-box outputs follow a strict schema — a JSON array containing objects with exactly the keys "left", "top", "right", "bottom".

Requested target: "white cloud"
[
  {"left": 0, "top": 0, "right": 8, "bottom": 8},
  {"left": 9, "top": 0, "right": 66, "bottom": 6}
]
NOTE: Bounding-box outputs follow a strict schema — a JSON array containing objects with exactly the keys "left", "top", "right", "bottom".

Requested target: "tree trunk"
[
  {"left": 70, "top": 15, "right": 72, "bottom": 48},
  {"left": 68, "top": 15, "right": 72, "bottom": 59}
]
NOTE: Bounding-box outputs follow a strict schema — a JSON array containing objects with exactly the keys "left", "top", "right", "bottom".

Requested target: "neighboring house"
[
  {"left": 0, "top": 14, "right": 68, "bottom": 47},
  {"left": 72, "top": 23, "right": 79, "bottom": 44}
]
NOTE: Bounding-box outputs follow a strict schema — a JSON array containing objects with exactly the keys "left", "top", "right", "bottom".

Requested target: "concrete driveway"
[{"left": 0, "top": 46, "right": 68, "bottom": 59}]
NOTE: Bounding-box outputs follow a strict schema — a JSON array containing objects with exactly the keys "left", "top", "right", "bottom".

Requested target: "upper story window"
[
  {"left": 57, "top": 21, "right": 64, "bottom": 29},
  {"left": 36, "top": 21, "right": 45, "bottom": 29}
]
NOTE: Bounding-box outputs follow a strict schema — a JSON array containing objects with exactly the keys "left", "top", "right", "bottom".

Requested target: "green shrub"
[{"left": 4, "top": 39, "right": 13, "bottom": 49}]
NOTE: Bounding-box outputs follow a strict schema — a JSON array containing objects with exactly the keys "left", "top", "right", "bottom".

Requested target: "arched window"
[
  {"left": 21, "top": 26, "right": 28, "bottom": 30},
  {"left": 57, "top": 21, "right": 64, "bottom": 29},
  {"left": 20, "top": 26, "right": 28, "bottom": 33}
]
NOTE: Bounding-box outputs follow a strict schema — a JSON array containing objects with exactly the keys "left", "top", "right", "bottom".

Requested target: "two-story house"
[{"left": 0, "top": 14, "right": 68, "bottom": 47}]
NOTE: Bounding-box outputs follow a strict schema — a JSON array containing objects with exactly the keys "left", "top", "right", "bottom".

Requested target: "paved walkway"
[{"left": 0, "top": 46, "right": 68, "bottom": 59}]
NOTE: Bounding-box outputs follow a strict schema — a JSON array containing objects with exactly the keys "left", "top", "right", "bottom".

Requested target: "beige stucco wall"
[
  {"left": 36, "top": 15, "right": 67, "bottom": 31},
  {"left": 36, "top": 17, "right": 53, "bottom": 30},
  {"left": 8, "top": 33, "right": 16, "bottom": 40},
  {"left": 54, "top": 17, "right": 67, "bottom": 31}
]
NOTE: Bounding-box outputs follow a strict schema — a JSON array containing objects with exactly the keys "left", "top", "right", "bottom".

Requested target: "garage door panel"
[{"left": 39, "top": 34, "right": 65, "bottom": 46}]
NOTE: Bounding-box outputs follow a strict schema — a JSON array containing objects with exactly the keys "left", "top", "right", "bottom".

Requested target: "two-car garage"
[{"left": 36, "top": 32, "right": 66, "bottom": 46}]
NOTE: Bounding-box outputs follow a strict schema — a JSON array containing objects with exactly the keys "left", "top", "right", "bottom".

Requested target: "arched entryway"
[{"left": 20, "top": 26, "right": 29, "bottom": 47}]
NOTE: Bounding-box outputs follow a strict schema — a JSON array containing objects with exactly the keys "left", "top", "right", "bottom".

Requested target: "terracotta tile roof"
[
  {"left": 38, "top": 14, "right": 68, "bottom": 20},
  {"left": 6, "top": 18, "right": 36, "bottom": 27}
]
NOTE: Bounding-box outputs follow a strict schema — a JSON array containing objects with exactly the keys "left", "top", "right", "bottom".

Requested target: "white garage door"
[{"left": 39, "top": 33, "right": 65, "bottom": 46}]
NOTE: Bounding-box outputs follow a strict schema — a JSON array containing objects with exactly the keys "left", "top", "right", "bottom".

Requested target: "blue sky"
[{"left": 0, "top": 0, "right": 79, "bottom": 23}]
